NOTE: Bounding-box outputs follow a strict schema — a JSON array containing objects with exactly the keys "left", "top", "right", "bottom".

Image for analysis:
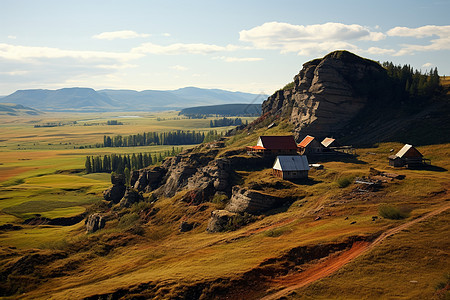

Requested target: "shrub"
[
  {"left": 211, "top": 193, "right": 228, "bottom": 209},
  {"left": 337, "top": 176, "right": 353, "bottom": 188},
  {"left": 264, "top": 227, "right": 289, "bottom": 238},
  {"left": 118, "top": 213, "right": 140, "bottom": 229},
  {"left": 225, "top": 213, "right": 255, "bottom": 231},
  {"left": 378, "top": 205, "right": 409, "bottom": 220}
]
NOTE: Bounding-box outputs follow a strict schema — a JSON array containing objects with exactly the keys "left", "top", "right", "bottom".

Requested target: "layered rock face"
[
  {"left": 129, "top": 149, "right": 235, "bottom": 202},
  {"left": 262, "top": 51, "right": 386, "bottom": 140}
]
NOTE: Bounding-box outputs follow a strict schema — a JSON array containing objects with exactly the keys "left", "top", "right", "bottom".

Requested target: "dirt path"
[{"left": 261, "top": 201, "right": 450, "bottom": 300}]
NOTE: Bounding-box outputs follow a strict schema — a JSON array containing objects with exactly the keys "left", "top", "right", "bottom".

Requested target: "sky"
[{"left": 1, "top": 0, "right": 449, "bottom": 96}]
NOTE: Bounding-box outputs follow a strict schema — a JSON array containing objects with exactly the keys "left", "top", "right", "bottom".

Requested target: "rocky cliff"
[{"left": 262, "top": 50, "right": 387, "bottom": 141}]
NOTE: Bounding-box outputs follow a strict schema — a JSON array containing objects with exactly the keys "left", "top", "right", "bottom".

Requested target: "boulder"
[
  {"left": 111, "top": 173, "right": 125, "bottom": 185},
  {"left": 206, "top": 210, "right": 238, "bottom": 233},
  {"left": 103, "top": 184, "right": 126, "bottom": 203},
  {"left": 226, "top": 186, "right": 289, "bottom": 214},
  {"left": 179, "top": 221, "right": 198, "bottom": 232},
  {"left": 85, "top": 213, "right": 105, "bottom": 233},
  {"left": 104, "top": 173, "right": 127, "bottom": 203}
]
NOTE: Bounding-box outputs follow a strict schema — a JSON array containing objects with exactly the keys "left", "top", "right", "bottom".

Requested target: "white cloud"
[
  {"left": 213, "top": 56, "right": 263, "bottom": 62},
  {"left": 0, "top": 43, "right": 143, "bottom": 62},
  {"left": 0, "top": 70, "right": 29, "bottom": 76},
  {"left": 7, "top": 35, "right": 17, "bottom": 40},
  {"left": 387, "top": 25, "right": 450, "bottom": 38},
  {"left": 92, "top": 30, "right": 150, "bottom": 40},
  {"left": 422, "top": 62, "right": 433, "bottom": 68},
  {"left": 239, "top": 22, "right": 385, "bottom": 55},
  {"left": 170, "top": 65, "right": 188, "bottom": 71},
  {"left": 365, "top": 47, "right": 396, "bottom": 55},
  {"left": 387, "top": 25, "right": 450, "bottom": 56},
  {"left": 162, "top": 33, "right": 171, "bottom": 37},
  {"left": 132, "top": 42, "right": 238, "bottom": 55}
]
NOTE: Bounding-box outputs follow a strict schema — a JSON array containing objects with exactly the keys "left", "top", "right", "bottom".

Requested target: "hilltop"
[
  {"left": 0, "top": 103, "right": 40, "bottom": 116},
  {"left": 261, "top": 50, "right": 449, "bottom": 146}
]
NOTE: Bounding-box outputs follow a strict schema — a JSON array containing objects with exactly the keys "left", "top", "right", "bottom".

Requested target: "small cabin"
[
  {"left": 388, "top": 144, "right": 429, "bottom": 168},
  {"left": 247, "top": 135, "right": 298, "bottom": 155},
  {"left": 298, "top": 135, "right": 324, "bottom": 155},
  {"left": 273, "top": 155, "right": 310, "bottom": 179}
]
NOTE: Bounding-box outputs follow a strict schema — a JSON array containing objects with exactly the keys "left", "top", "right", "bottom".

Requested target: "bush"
[
  {"left": 211, "top": 193, "right": 228, "bottom": 209},
  {"left": 224, "top": 213, "right": 255, "bottom": 231},
  {"left": 118, "top": 213, "right": 140, "bottom": 229},
  {"left": 337, "top": 176, "right": 353, "bottom": 188},
  {"left": 378, "top": 205, "right": 409, "bottom": 220}
]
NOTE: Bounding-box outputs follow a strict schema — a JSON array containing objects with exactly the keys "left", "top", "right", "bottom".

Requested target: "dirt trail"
[{"left": 261, "top": 201, "right": 450, "bottom": 300}]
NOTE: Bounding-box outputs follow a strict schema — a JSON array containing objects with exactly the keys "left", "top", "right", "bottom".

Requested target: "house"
[
  {"left": 298, "top": 135, "right": 324, "bottom": 155},
  {"left": 272, "top": 155, "right": 310, "bottom": 179},
  {"left": 388, "top": 144, "right": 429, "bottom": 168},
  {"left": 246, "top": 135, "right": 298, "bottom": 155}
]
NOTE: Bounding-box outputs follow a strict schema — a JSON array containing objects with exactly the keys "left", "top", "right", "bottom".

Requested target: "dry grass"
[{"left": 1, "top": 112, "right": 449, "bottom": 299}]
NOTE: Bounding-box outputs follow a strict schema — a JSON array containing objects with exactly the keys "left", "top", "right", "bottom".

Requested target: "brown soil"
[{"left": 261, "top": 201, "right": 450, "bottom": 300}]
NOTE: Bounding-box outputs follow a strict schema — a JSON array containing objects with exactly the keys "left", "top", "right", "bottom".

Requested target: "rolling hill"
[{"left": 0, "top": 87, "right": 266, "bottom": 113}]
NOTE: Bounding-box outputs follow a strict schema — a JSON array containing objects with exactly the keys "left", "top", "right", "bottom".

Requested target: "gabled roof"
[
  {"left": 395, "top": 144, "right": 423, "bottom": 158},
  {"left": 298, "top": 135, "right": 315, "bottom": 148},
  {"left": 257, "top": 135, "right": 298, "bottom": 150},
  {"left": 273, "top": 155, "right": 310, "bottom": 171},
  {"left": 321, "top": 137, "right": 335, "bottom": 148}
]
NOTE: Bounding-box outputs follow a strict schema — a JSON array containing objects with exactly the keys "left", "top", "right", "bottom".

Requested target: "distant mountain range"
[{"left": 0, "top": 87, "right": 266, "bottom": 112}]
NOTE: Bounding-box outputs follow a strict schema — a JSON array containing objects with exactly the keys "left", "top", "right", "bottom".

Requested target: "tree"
[{"left": 85, "top": 156, "right": 92, "bottom": 173}]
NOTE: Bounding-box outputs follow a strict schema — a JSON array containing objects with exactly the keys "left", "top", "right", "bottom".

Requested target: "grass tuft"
[
  {"left": 378, "top": 205, "right": 410, "bottom": 220},
  {"left": 337, "top": 176, "right": 353, "bottom": 188}
]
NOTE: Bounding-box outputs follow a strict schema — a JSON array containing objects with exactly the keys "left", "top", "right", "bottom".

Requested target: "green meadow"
[{"left": 0, "top": 111, "right": 255, "bottom": 225}]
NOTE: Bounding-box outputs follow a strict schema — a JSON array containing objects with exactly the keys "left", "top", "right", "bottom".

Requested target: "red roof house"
[{"left": 247, "top": 135, "right": 298, "bottom": 155}]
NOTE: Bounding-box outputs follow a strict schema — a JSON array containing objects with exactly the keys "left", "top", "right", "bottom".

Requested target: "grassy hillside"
[{"left": 0, "top": 110, "right": 448, "bottom": 299}]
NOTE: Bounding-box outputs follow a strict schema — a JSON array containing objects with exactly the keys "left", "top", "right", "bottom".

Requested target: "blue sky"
[{"left": 1, "top": 0, "right": 449, "bottom": 95}]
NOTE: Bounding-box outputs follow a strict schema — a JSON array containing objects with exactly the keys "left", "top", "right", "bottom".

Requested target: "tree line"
[
  {"left": 102, "top": 130, "right": 221, "bottom": 148},
  {"left": 85, "top": 147, "right": 183, "bottom": 175},
  {"left": 209, "top": 117, "right": 247, "bottom": 128},
  {"left": 382, "top": 62, "right": 442, "bottom": 104}
]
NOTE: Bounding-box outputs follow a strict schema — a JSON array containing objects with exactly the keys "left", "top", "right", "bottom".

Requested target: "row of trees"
[
  {"left": 102, "top": 130, "right": 221, "bottom": 148},
  {"left": 209, "top": 117, "right": 246, "bottom": 128},
  {"left": 85, "top": 147, "right": 183, "bottom": 174},
  {"left": 106, "top": 120, "right": 123, "bottom": 125}
]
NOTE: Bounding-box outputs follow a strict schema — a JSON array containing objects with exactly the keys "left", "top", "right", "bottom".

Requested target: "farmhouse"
[
  {"left": 298, "top": 135, "right": 324, "bottom": 155},
  {"left": 246, "top": 135, "right": 298, "bottom": 155},
  {"left": 388, "top": 144, "right": 430, "bottom": 168},
  {"left": 272, "top": 155, "right": 310, "bottom": 179}
]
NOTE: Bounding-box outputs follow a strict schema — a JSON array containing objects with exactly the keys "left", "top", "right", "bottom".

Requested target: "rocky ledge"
[{"left": 262, "top": 50, "right": 387, "bottom": 141}]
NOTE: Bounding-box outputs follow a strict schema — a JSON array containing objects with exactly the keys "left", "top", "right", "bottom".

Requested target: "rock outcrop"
[
  {"left": 128, "top": 149, "right": 236, "bottom": 204},
  {"left": 262, "top": 50, "right": 387, "bottom": 141},
  {"left": 206, "top": 210, "right": 237, "bottom": 232},
  {"left": 103, "top": 173, "right": 126, "bottom": 203},
  {"left": 226, "top": 186, "right": 290, "bottom": 215},
  {"left": 85, "top": 213, "right": 105, "bottom": 233},
  {"left": 118, "top": 188, "right": 144, "bottom": 208}
]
